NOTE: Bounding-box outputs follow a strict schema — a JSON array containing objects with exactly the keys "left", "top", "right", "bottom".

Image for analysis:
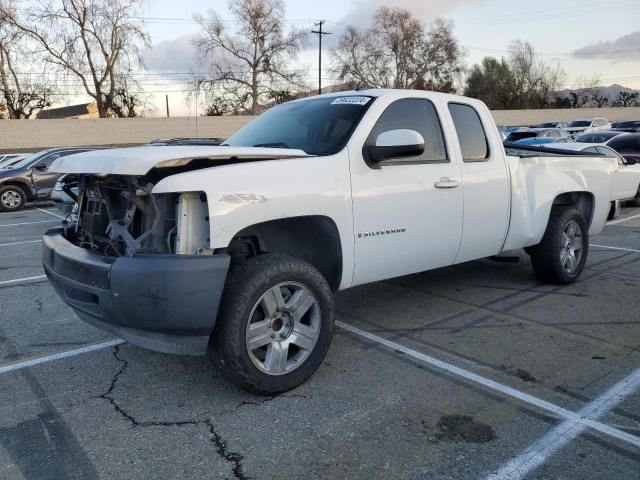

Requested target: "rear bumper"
[{"left": 43, "top": 228, "right": 230, "bottom": 355}]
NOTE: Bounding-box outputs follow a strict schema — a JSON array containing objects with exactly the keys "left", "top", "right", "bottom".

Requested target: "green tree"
[{"left": 464, "top": 57, "right": 520, "bottom": 109}]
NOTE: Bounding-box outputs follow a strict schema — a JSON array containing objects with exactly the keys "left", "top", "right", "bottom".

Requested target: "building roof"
[{"left": 37, "top": 103, "right": 94, "bottom": 119}]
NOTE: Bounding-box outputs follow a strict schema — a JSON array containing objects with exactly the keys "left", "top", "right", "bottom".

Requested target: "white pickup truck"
[{"left": 44, "top": 90, "right": 635, "bottom": 394}]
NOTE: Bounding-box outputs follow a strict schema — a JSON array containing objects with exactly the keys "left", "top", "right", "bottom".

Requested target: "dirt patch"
[{"left": 435, "top": 415, "right": 496, "bottom": 444}]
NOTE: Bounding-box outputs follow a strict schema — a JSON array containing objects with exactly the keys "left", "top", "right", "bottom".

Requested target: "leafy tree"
[
  {"left": 464, "top": 57, "right": 521, "bottom": 109},
  {"left": 331, "top": 7, "right": 463, "bottom": 92}
]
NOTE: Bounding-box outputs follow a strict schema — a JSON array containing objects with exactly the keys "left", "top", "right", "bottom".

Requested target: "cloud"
[
  {"left": 142, "top": 35, "right": 201, "bottom": 73},
  {"left": 572, "top": 31, "right": 640, "bottom": 60}
]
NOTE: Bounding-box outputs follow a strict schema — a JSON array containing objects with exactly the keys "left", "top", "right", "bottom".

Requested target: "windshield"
[
  {"left": 569, "top": 121, "right": 590, "bottom": 128},
  {"left": 537, "top": 122, "right": 557, "bottom": 128},
  {"left": 225, "top": 96, "right": 375, "bottom": 156},
  {"left": 7, "top": 152, "right": 42, "bottom": 169},
  {"left": 576, "top": 132, "right": 620, "bottom": 143},
  {"left": 612, "top": 121, "right": 640, "bottom": 128}
]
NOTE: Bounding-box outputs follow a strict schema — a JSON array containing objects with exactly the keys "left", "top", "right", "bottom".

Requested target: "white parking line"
[
  {"left": 0, "top": 275, "right": 47, "bottom": 286},
  {"left": 0, "top": 239, "right": 42, "bottom": 248},
  {"left": 0, "top": 339, "right": 125, "bottom": 375},
  {"left": 35, "top": 207, "right": 65, "bottom": 219},
  {"left": 487, "top": 365, "right": 640, "bottom": 480},
  {"left": 0, "top": 220, "right": 59, "bottom": 227},
  {"left": 590, "top": 243, "right": 640, "bottom": 254},
  {"left": 337, "top": 321, "right": 640, "bottom": 449},
  {"left": 607, "top": 212, "right": 640, "bottom": 225}
]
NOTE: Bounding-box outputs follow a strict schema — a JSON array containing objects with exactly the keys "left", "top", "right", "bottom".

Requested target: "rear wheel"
[
  {"left": 212, "top": 254, "right": 335, "bottom": 394},
  {"left": 531, "top": 206, "right": 588, "bottom": 284},
  {"left": 0, "top": 185, "right": 27, "bottom": 212}
]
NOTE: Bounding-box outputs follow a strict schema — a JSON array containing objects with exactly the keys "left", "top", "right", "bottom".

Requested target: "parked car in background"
[
  {"left": 550, "top": 142, "right": 640, "bottom": 206},
  {"left": 563, "top": 118, "right": 611, "bottom": 138},
  {"left": 0, "top": 153, "right": 30, "bottom": 169},
  {"left": 576, "top": 130, "right": 628, "bottom": 145},
  {"left": 0, "top": 147, "right": 107, "bottom": 211},
  {"left": 536, "top": 121, "right": 568, "bottom": 129},
  {"left": 611, "top": 120, "right": 640, "bottom": 133},
  {"left": 513, "top": 137, "right": 571, "bottom": 146},
  {"left": 607, "top": 133, "right": 640, "bottom": 165},
  {"left": 505, "top": 127, "right": 567, "bottom": 143}
]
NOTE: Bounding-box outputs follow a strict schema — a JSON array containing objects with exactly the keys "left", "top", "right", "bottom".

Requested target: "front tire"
[
  {"left": 531, "top": 206, "right": 588, "bottom": 284},
  {"left": 0, "top": 185, "right": 27, "bottom": 212},
  {"left": 212, "top": 254, "right": 335, "bottom": 395}
]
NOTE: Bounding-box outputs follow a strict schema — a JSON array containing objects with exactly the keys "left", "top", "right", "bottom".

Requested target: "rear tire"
[
  {"left": 0, "top": 185, "right": 27, "bottom": 212},
  {"left": 531, "top": 206, "right": 588, "bottom": 284},
  {"left": 212, "top": 254, "right": 335, "bottom": 395}
]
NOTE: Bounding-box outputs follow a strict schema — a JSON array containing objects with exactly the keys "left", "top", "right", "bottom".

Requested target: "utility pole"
[
  {"left": 312, "top": 20, "right": 331, "bottom": 95},
  {"left": 165, "top": 94, "right": 170, "bottom": 117}
]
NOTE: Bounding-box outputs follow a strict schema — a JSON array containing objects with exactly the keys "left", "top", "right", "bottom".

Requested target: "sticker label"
[{"left": 331, "top": 96, "right": 371, "bottom": 106}]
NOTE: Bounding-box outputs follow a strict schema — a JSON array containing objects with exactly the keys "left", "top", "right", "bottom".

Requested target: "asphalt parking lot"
[{"left": 1, "top": 204, "right": 639, "bottom": 480}]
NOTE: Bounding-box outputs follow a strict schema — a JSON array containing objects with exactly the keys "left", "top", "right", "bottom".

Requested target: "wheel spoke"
[
  {"left": 290, "top": 322, "right": 318, "bottom": 351},
  {"left": 265, "top": 342, "right": 289, "bottom": 373},
  {"left": 285, "top": 289, "right": 315, "bottom": 322},
  {"left": 261, "top": 287, "right": 285, "bottom": 318},
  {"left": 566, "top": 222, "right": 576, "bottom": 238},
  {"left": 567, "top": 251, "right": 576, "bottom": 270},
  {"left": 246, "top": 319, "right": 272, "bottom": 351}
]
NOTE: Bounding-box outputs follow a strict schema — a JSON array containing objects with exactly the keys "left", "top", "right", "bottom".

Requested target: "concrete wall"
[
  {"left": 491, "top": 107, "right": 640, "bottom": 126},
  {"left": 2, "top": 107, "right": 640, "bottom": 150},
  {"left": 0, "top": 116, "right": 255, "bottom": 150}
]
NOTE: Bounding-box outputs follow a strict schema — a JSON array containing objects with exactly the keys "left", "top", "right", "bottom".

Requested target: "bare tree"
[
  {"left": 613, "top": 91, "right": 639, "bottom": 107},
  {"left": 1, "top": 0, "right": 149, "bottom": 118},
  {"left": 508, "top": 40, "right": 565, "bottom": 109},
  {"left": 194, "top": 0, "right": 308, "bottom": 115},
  {"left": 331, "top": 7, "right": 464, "bottom": 92},
  {"left": 0, "top": 9, "right": 55, "bottom": 118},
  {"left": 590, "top": 89, "right": 609, "bottom": 108}
]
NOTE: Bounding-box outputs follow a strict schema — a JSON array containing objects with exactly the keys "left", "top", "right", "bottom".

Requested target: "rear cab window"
[{"left": 448, "top": 103, "right": 490, "bottom": 162}]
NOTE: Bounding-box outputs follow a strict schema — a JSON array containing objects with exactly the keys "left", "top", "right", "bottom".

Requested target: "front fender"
[{"left": 152, "top": 152, "right": 355, "bottom": 288}]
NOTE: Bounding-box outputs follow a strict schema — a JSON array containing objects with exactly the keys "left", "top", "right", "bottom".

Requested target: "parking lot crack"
[{"left": 98, "top": 346, "right": 249, "bottom": 479}]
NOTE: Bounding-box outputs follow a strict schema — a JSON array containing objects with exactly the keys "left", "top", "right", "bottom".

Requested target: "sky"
[{"left": 116, "top": 0, "right": 640, "bottom": 115}]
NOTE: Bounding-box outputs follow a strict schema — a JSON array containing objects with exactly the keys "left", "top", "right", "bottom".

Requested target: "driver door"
[{"left": 349, "top": 98, "right": 463, "bottom": 286}]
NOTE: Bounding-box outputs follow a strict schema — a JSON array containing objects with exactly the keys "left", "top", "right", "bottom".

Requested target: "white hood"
[{"left": 49, "top": 145, "right": 311, "bottom": 176}]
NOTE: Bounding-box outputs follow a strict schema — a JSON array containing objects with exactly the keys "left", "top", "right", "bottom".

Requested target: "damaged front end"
[
  {"left": 63, "top": 175, "right": 209, "bottom": 257},
  {"left": 43, "top": 174, "right": 230, "bottom": 355}
]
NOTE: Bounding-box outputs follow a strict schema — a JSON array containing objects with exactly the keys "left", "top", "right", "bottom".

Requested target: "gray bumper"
[{"left": 43, "top": 228, "right": 230, "bottom": 355}]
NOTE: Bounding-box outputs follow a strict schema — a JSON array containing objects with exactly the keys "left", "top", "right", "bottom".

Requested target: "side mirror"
[
  {"left": 624, "top": 157, "right": 637, "bottom": 166},
  {"left": 33, "top": 164, "right": 48, "bottom": 171},
  {"left": 365, "top": 129, "right": 425, "bottom": 164}
]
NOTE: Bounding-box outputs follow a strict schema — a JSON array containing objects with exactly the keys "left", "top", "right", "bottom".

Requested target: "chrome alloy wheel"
[
  {"left": 1, "top": 190, "right": 22, "bottom": 209},
  {"left": 245, "top": 282, "right": 321, "bottom": 375},
  {"left": 560, "top": 220, "right": 583, "bottom": 274}
]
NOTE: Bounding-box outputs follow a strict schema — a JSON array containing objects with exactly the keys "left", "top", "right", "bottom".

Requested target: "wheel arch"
[
  {"left": 0, "top": 181, "right": 34, "bottom": 201},
  {"left": 551, "top": 191, "right": 595, "bottom": 229},
  {"left": 227, "top": 215, "right": 343, "bottom": 291}
]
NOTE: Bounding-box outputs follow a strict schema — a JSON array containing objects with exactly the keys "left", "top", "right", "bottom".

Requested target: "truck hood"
[{"left": 48, "top": 145, "right": 312, "bottom": 176}]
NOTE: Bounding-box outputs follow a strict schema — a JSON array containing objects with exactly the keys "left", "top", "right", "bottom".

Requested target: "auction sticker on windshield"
[{"left": 331, "top": 96, "right": 371, "bottom": 106}]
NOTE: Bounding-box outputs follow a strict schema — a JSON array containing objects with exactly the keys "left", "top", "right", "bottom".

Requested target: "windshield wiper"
[{"left": 253, "top": 142, "right": 291, "bottom": 149}]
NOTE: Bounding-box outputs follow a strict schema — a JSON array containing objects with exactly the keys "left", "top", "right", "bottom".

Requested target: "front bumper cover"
[{"left": 43, "top": 228, "right": 230, "bottom": 355}]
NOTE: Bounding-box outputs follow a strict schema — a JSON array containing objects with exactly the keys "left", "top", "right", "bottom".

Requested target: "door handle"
[{"left": 434, "top": 177, "right": 459, "bottom": 189}]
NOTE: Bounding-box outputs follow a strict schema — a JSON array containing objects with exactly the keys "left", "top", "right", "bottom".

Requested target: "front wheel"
[
  {"left": 0, "top": 185, "right": 27, "bottom": 212},
  {"left": 212, "top": 254, "right": 335, "bottom": 395},
  {"left": 531, "top": 206, "right": 589, "bottom": 284}
]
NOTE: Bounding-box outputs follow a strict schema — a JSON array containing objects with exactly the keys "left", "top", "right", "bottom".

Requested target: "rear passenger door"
[
  {"left": 350, "top": 98, "right": 464, "bottom": 286},
  {"left": 446, "top": 102, "right": 511, "bottom": 263}
]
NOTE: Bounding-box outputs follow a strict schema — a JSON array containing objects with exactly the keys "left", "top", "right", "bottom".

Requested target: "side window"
[
  {"left": 448, "top": 103, "right": 489, "bottom": 162},
  {"left": 34, "top": 153, "right": 61, "bottom": 170},
  {"left": 583, "top": 147, "right": 599, "bottom": 154},
  {"left": 366, "top": 98, "right": 448, "bottom": 164}
]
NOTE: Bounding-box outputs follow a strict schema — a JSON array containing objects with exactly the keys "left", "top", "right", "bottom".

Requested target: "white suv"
[{"left": 564, "top": 118, "right": 611, "bottom": 138}]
